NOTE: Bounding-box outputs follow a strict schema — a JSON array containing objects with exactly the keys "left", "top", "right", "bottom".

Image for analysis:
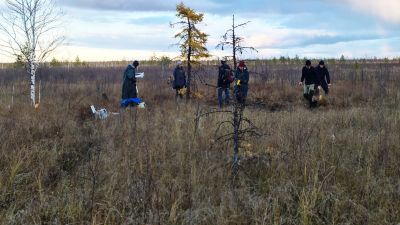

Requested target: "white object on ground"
[
  {"left": 90, "top": 105, "right": 114, "bottom": 119},
  {"left": 138, "top": 102, "right": 146, "bottom": 109}
]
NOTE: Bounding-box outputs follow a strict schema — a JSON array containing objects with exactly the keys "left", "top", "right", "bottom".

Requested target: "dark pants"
[
  {"left": 218, "top": 87, "right": 230, "bottom": 107},
  {"left": 234, "top": 85, "right": 248, "bottom": 104},
  {"left": 321, "top": 82, "right": 329, "bottom": 95},
  {"left": 303, "top": 84, "right": 317, "bottom": 108}
]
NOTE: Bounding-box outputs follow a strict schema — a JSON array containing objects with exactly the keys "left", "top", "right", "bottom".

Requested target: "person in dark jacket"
[
  {"left": 315, "top": 60, "right": 331, "bottom": 95},
  {"left": 299, "top": 60, "right": 318, "bottom": 108},
  {"left": 234, "top": 60, "right": 249, "bottom": 104},
  {"left": 173, "top": 61, "right": 186, "bottom": 99},
  {"left": 217, "top": 59, "right": 232, "bottom": 107},
  {"left": 122, "top": 60, "right": 139, "bottom": 101}
]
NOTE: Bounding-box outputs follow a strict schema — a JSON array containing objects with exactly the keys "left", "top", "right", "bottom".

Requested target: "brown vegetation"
[{"left": 0, "top": 61, "right": 399, "bottom": 224}]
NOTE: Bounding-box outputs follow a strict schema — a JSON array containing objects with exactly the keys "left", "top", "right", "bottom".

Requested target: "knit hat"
[
  {"left": 305, "top": 60, "right": 311, "bottom": 66},
  {"left": 238, "top": 60, "right": 245, "bottom": 67},
  {"left": 319, "top": 60, "right": 325, "bottom": 66}
]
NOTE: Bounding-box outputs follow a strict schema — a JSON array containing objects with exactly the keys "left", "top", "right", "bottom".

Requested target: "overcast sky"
[{"left": 1, "top": 0, "right": 400, "bottom": 62}]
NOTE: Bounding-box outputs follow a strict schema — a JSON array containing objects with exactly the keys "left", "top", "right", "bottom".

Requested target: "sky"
[{"left": 0, "top": 0, "right": 400, "bottom": 62}]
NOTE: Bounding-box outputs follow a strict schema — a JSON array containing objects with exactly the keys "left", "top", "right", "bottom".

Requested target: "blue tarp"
[{"left": 120, "top": 98, "right": 143, "bottom": 107}]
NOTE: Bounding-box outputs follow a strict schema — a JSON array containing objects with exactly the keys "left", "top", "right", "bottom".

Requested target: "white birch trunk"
[{"left": 30, "top": 61, "right": 36, "bottom": 106}]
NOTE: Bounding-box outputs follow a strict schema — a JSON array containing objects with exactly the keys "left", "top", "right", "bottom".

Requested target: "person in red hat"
[{"left": 234, "top": 60, "right": 249, "bottom": 104}]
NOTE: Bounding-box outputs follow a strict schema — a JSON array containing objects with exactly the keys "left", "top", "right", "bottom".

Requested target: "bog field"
[{"left": 0, "top": 60, "right": 400, "bottom": 224}]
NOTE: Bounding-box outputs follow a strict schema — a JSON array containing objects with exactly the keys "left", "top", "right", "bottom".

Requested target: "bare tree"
[
  {"left": 216, "top": 14, "right": 258, "bottom": 69},
  {"left": 0, "top": 0, "right": 64, "bottom": 106},
  {"left": 216, "top": 15, "right": 258, "bottom": 175}
]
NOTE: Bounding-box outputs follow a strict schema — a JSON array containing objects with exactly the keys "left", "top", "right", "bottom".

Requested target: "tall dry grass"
[{"left": 0, "top": 61, "right": 399, "bottom": 224}]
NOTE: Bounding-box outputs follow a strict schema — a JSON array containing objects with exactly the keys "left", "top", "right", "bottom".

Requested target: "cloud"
[
  {"left": 60, "top": 0, "right": 223, "bottom": 12},
  {"left": 339, "top": 0, "right": 400, "bottom": 24}
]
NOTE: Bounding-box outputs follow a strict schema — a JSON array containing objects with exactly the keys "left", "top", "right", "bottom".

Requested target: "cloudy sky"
[{"left": 1, "top": 0, "right": 400, "bottom": 62}]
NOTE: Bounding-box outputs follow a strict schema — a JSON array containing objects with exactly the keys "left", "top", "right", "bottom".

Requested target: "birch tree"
[
  {"left": 0, "top": 0, "right": 64, "bottom": 106},
  {"left": 171, "top": 3, "right": 210, "bottom": 98}
]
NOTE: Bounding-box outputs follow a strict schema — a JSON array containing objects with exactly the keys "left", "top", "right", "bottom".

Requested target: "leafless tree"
[
  {"left": 216, "top": 14, "right": 258, "bottom": 69},
  {"left": 216, "top": 15, "right": 258, "bottom": 177},
  {"left": 0, "top": 0, "right": 64, "bottom": 106}
]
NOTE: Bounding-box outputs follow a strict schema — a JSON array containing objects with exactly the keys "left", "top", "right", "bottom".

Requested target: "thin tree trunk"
[
  {"left": 187, "top": 19, "right": 192, "bottom": 99},
  {"left": 232, "top": 103, "right": 242, "bottom": 175},
  {"left": 232, "top": 15, "right": 237, "bottom": 69},
  {"left": 38, "top": 80, "right": 41, "bottom": 104},
  {"left": 29, "top": 61, "right": 36, "bottom": 106},
  {"left": 11, "top": 84, "right": 14, "bottom": 107}
]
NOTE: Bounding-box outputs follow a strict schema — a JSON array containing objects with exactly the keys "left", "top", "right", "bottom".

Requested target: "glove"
[{"left": 236, "top": 80, "right": 241, "bottom": 86}]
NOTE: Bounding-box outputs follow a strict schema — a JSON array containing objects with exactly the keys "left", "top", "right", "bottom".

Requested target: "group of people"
[
  {"left": 121, "top": 59, "right": 331, "bottom": 109},
  {"left": 171, "top": 59, "right": 250, "bottom": 107},
  {"left": 300, "top": 60, "right": 331, "bottom": 108}
]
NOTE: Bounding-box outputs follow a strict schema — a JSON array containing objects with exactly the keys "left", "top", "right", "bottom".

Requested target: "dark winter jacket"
[
  {"left": 315, "top": 66, "right": 331, "bottom": 86},
  {"left": 217, "top": 63, "right": 232, "bottom": 88},
  {"left": 234, "top": 67, "right": 250, "bottom": 102},
  {"left": 235, "top": 67, "right": 249, "bottom": 89},
  {"left": 301, "top": 66, "right": 318, "bottom": 85},
  {"left": 122, "top": 64, "right": 137, "bottom": 99},
  {"left": 173, "top": 66, "right": 186, "bottom": 89}
]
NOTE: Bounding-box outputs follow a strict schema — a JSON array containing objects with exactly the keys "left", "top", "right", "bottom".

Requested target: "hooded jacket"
[
  {"left": 122, "top": 64, "right": 137, "bottom": 99},
  {"left": 173, "top": 66, "right": 186, "bottom": 89}
]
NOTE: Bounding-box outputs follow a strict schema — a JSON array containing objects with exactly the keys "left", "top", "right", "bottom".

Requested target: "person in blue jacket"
[{"left": 234, "top": 60, "right": 249, "bottom": 104}]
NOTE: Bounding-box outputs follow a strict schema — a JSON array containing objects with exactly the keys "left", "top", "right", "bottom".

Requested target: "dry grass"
[{"left": 0, "top": 61, "right": 399, "bottom": 224}]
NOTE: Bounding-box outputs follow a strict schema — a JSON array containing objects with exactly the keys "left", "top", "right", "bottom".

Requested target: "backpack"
[{"left": 222, "top": 69, "right": 234, "bottom": 85}]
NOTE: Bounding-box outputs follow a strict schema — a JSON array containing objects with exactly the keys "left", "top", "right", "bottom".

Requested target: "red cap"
[{"left": 238, "top": 60, "right": 245, "bottom": 67}]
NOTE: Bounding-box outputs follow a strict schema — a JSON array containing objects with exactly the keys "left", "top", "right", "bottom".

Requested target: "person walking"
[
  {"left": 299, "top": 60, "right": 318, "bottom": 108},
  {"left": 173, "top": 61, "right": 186, "bottom": 99},
  {"left": 234, "top": 60, "right": 249, "bottom": 104},
  {"left": 217, "top": 59, "right": 233, "bottom": 107},
  {"left": 315, "top": 60, "right": 331, "bottom": 95}
]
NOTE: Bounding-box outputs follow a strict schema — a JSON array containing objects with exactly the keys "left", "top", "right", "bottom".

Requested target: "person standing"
[
  {"left": 234, "top": 60, "right": 249, "bottom": 104},
  {"left": 315, "top": 60, "right": 331, "bottom": 95},
  {"left": 173, "top": 61, "right": 186, "bottom": 99},
  {"left": 299, "top": 60, "right": 318, "bottom": 108},
  {"left": 122, "top": 60, "right": 139, "bottom": 101},
  {"left": 217, "top": 59, "right": 233, "bottom": 107}
]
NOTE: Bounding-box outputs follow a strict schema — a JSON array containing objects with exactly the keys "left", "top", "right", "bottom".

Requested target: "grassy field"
[{"left": 0, "top": 61, "right": 399, "bottom": 224}]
